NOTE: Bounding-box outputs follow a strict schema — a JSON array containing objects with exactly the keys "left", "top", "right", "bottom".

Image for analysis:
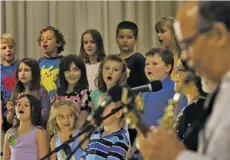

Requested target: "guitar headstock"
[{"left": 158, "top": 93, "right": 181, "bottom": 133}]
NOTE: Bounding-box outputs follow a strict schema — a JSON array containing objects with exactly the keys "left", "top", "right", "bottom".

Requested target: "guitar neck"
[
  {"left": 135, "top": 113, "right": 150, "bottom": 137},
  {"left": 125, "top": 104, "right": 150, "bottom": 137}
]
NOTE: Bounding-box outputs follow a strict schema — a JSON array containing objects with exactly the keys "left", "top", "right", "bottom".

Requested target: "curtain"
[{"left": 1, "top": 1, "right": 182, "bottom": 60}]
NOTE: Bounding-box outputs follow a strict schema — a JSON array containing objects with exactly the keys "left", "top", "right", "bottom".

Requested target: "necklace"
[{"left": 188, "top": 96, "right": 200, "bottom": 105}]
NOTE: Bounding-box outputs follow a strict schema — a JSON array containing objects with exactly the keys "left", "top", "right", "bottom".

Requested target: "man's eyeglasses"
[
  {"left": 175, "top": 67, "right": 187, "bottom": 73},
  {"left": 179, "top": 26, "right": 213, "bottom": 51}
]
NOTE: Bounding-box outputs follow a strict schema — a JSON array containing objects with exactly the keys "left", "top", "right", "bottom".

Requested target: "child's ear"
[
  {"left": 56, "top": 41, "right": 62, "bottom": 47},
  {"left": 115, "top": 109, "right": 123, "bottom": 119},
  {"left": 165, "top": 64, "right": 172, "bottom": 74}
]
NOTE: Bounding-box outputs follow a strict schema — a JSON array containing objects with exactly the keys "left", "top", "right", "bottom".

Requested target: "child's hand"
[
  {"left": 98, "top": 94, "right": 107, "bottom": 105},
  {"left": 126, "top": 145, "right": 137, "bottom": 159},
  {"left": 6, "top": 101, "right": 14, "bottom": 112}
]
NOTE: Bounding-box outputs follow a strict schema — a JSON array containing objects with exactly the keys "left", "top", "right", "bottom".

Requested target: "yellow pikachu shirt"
[{"left": 38, "top": 56, "right": 64, "bottom": 99}]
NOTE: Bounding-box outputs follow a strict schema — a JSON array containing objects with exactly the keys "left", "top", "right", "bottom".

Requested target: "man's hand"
[{"left": 136, "top": 126, "right": 185, "bottom": 160}]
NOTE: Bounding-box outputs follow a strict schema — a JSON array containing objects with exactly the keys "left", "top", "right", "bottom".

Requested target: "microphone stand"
[
  {"left": 66, "top": 125, "right": 96, "bottom": 160},
  {"left": 66, "top": 105, "right": 125, "bottom": 160},
  {"left": 40, "top": 123, "right": 93, "bottom": 160}
]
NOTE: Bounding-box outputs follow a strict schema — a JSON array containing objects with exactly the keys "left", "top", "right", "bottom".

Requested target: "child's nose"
[
  {"left": 6, "top": 47, "right": 10, "bottom": 51},
  {"left": 43, "top": 39, "right": 48, "bottom": 43},
  {"left": 157, "top": 32, "right": 162, "bottom": 38},
  {"left": 147, "top": 66, "right": 151, "bottom": 70},
  {"left": 108, "top": 69, "right": 113, "bottom": 74},
  {"left": 87, "top": 42, "right": 92, "bottom": 47},
  {"left": 69, "top": 70, "right": 75, "bottom": 75},
  {"left": 123, "top": 37, "right": 128, "bottom": 43},
  {"left": 21, "top": 71, "right": 25, "bottom": 75},
  {"left": 64, "top": 117, "right": 70, "bottom": 123}
]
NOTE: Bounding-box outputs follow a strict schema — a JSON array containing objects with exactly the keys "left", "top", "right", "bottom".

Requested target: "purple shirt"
[{"left": 9, "top": 127, "right": 38, "bottom": 160}]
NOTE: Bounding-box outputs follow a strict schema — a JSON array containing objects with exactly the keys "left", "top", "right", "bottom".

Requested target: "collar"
[
  {"left": 221, "top": 69, "right": 230, "bottom": 89},
  {"left": 161, "top": 76, "right": 172, "bottom": 85}
]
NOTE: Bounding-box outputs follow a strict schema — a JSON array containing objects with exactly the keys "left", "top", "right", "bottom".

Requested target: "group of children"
[{"left": 0, "top": 17, "right": 195, "bottom": 160}]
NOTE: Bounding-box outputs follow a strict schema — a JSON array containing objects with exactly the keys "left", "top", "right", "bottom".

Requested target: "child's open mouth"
[
  {"left": 43, "top": 44, "right": 48, "bottom": 49},
  {"left": 159, "top": 39, "right": 163, "bottom": 43},
  {"left": 6, "top": 53, "right": 12, "bottom": 57},
  {"left": 20, "top": 76, "right": 27, "bottom": 80},
  {"left": 19, "top": 110, "right": 24, "bottom": 114},
  {"left": 107, "top": 76, "right": 112, "bottom": 81},
  {"left": 148, "top": 71, "right": 152, "bottom": 75}
]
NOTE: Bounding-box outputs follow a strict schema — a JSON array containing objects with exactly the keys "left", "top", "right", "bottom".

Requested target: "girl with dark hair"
[
  {"left": 6, "top": 58, "right": 50, "bottom": 126},
  {"left": 174, "top": 59, "right": 207, "bottom": 151},
  {"left": 3, "top": 94, "right": 48, "bottom": 160},
  {"left": 54, "top": 54, "right": 92, "bottom": 129},
  {"left": 79, "top": 29, "right": 106, "bottom": 91}
]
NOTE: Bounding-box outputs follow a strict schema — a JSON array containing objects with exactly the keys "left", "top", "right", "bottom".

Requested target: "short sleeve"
[
  {"left": 80, "top": 89, "right": 92, "bottom": 112},
  {"left": 39, "top": 87, "right": 51, "bottom": 126}
]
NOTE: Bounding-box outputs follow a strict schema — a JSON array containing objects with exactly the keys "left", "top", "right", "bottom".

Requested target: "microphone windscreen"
[
  {"left": 108, "top": 85, "right": 123, "bottom": 102},
  {"left": 150, "top": 80, "right": 163, "bottom": 91},
  {"left": 108, "top": 85, "right": 132, "bottom": 102}
]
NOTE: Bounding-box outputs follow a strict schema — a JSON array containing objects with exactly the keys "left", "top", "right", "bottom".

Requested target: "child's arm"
[
  {"left": 2, "top": 128, "right": 12, "bottom": 160},
  {"left": 80, "top": 143, "right": 88, "bottom": 160},
  {"left": 78, "top": 111, "right": 89, "bottom": 129},
  {"left": 36, "top": 128, "right": 49, "bottom": 159},
  {"left": 50, "top": 135, "right": 57, "bottom": 160},
  {"left": 5, "top": 101, "right": 14, "bottom": 124},
  {"left": 78, "top": 132, "right": 89, "bottom": 151},
  {"left": 127, "top": 137, "right": 138, "bottom": 159},
  {"left": 40, "top": 87, "right": 51, "bottom": 126},
  {"left": 78, "top": 89, "right": 93, "bottom": 129}
]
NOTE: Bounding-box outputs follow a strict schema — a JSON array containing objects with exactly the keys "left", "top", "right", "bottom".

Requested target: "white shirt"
[
  {"left": 86, "top": 62, "right": 101, "bottom": 91},
  {"left": 177, "top": 70, "right": 230, "bottom": 160}
]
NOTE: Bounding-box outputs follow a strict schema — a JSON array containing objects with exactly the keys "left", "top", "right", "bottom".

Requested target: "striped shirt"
[{"left": 82, "top": 128, "right": 129, "bottom": 160}]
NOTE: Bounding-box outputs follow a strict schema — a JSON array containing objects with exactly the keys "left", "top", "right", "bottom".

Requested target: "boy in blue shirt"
[
  {"left": 1, "top": 34, "right": 19, "bottom": 106},
  {"left": 1, "top": 34, "right": 19, "bottom": 131},
  {"left": 37, "top": 26, "right": 66, "bottom": 99},
  {"left": 127, "top": 48, "right": 187, "bottom": 159}
]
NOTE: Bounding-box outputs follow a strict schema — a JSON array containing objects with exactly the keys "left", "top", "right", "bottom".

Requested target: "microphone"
[
  {"left": 130, "top": 80, "right": 162, "bottom": 93},
  {"left": 83, "top": 82, "right": 161, "bottom": 128},
  {"left": 82, "top": 85, "right": 123, "bottom": 127}
]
